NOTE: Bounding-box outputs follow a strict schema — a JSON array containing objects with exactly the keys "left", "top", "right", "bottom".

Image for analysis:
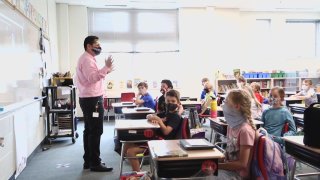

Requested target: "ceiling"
[{"left": 55, "top": 0, "right": 320, "bottom": 11}]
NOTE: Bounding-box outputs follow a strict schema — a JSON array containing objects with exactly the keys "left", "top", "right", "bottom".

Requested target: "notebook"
[{"left": 180, "top": 139, "right": 215, "bottom": 150}]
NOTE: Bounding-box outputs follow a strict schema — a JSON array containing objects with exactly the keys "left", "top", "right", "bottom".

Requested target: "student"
[
  {"left": 134, "top": 82, "right": 155, "bottom": 110},
  {"left": 236, "top": 75, "right": 247, "bottom": 89},
  {"left": 125, "top": 90, "right": 183, "bottom": 172},
  {"left": 217, "top": 89, "right": 256, "bottom": 179},
  {"left": 250, "top": 82, "right": 264, "bottom": 104},
  {"left": 243, "top": 85, "right": 262, "bottom": 120},
  {"left": 291, "top": 79, "right": 318, "bottom": 107},
  {"left": 261, "top": 87, "right": 296, "bottom": 145},
  {"left": 200, "top": 78, "right": 209, "bottom": 103},
  {"left": 157, "top": 79, "right": 183, "bottom": 117},
  {"left": 199, "top": 83, "right": 216, "bottom": 115}
]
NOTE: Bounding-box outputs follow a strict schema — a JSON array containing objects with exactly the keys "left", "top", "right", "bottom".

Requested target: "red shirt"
[{"left": 254, "top": 92, "right": 264, "bottom": 103}]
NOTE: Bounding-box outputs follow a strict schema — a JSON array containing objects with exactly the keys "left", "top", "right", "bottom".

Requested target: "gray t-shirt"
[{"left": 301, "top": 88, "right": 317, "bottom": 107}]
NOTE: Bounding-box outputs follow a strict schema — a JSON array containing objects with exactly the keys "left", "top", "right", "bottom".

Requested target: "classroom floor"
[{"left": 17, "top": 118, "right": 319, "bottom": 180}]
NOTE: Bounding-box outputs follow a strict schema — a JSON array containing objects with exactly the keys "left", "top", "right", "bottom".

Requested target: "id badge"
[{"left": 93, "top": 112, "right": 99, "bottom": 118}]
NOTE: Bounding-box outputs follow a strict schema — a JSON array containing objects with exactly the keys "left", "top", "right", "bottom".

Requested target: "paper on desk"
[{"left": 184, "top": 139, "right": 208, "bottom": 146}]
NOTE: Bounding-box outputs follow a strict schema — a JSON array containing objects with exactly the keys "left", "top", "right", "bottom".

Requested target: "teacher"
[{"left": 75, "top": 36, "right": 114, "bottom": 172}]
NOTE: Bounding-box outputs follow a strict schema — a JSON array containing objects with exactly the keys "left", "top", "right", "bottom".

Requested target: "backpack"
[
  {"left": 303, "top": 103, "right": 320, "bottom": 148},
  {"left": 251, "top": 129, "right": 288, "bottom": 180}
]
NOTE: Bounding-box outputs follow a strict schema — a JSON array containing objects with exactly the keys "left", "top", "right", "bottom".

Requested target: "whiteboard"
[{"left": 0, "top": 1, "right": 49, "bottom": 104}]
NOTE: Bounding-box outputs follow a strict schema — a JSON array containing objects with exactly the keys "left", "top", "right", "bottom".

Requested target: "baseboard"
[{"left": 9, "top": 138, "right": 46, "bottom": 180}]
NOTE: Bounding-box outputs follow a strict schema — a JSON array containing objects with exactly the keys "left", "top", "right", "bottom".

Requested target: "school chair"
[
  {"left": 121, "top": 92, "right": 135, "bottom": 102},
  {"left": 103, "top": 97, "right": 112, "bottom": 121}
]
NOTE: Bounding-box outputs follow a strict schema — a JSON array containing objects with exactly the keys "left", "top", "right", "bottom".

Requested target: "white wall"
[{"left": 57, "top": 6, "right": 320, "bottom": 117}]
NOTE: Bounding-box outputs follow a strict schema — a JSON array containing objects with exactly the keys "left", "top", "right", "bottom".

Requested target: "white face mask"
[{"left": 301, "top": 85, "right": 308, "bottom": 91}]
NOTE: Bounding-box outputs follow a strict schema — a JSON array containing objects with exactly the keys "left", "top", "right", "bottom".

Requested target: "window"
[
  {"left": 285, "top": 20, "right": 320, "bottom": 58},
  {"left": 88, "top": 9, "right": 179, "bottom": 53}
]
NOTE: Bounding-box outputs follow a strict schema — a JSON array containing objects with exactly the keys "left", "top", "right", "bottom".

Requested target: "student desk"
[
  {"left": 104, "top": 96, "right": 121, "bottom": 121},
  {"left": 208, "top": 117, "right": 264, "bottom": 143},
  {"left": 148, "top": 140, "right": 225, "bottom": 179},
  {"left": 283, "top": 136, "right": 320, "bottom": 179},
  {"left": 111, "top": 102, "right": 137, "bottom": 119},
  {"left": 180, "top": 97, "right": 198, "bottom": 101},
  {"left": 122, "top": 108, "right": 155, "bottom": 119},
  {"left": 115, "top": 119, "right": 160, "bottom": 178},
  {"left": 292, "top": 114, "right": 304, "bottom": 128},
  {"left": 284, "top": 97, "right": 303, "bottom": 107},
  {"left": 181, "top": 101, "right": 202, "bottom": 109},
  {"left": 289, "top": 103, "right": 306, "bottom": 114}
]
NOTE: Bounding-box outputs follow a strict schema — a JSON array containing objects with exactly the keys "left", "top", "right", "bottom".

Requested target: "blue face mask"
[{"left": 221, "top": 104, "right": 246, "bottom": 128}]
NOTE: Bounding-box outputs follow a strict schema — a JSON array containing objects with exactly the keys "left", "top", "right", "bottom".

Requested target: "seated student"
[
  {"left": 199, "top": 83, "right": 216, "bottom": 115},
  {"left": 236, "top": 75, "right": 247, "bottom": 89},
  {"left": 157, "top": 79, "right": 183, "bottom": 117},
  {"left": 243, "top": 85, "right": 262, "bottom": 120},
  {"left": 134, "top": 82, "right": 155, "bottom": 110},
  {"left": 250, "top": 82, "right": 264, "bottom": 104},
  {"left": 291, "top": 79, "right": 318, "bottom": 107},
  {"left": 200, "top": 77, "right": 209, "bottom": 103},
  {"left": 261, "top": 87, "right": 296, "bottom": 145},
  {"left": 125, "top": 89, "right": 183, "bottom": 172},
  {"left": 217, "top": 89, "right": 256, "bottom": 179}
]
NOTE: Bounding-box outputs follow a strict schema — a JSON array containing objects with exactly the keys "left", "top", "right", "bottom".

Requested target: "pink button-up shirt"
[{"left": 75, "top": 52, "right": 110, "bottom": 98}]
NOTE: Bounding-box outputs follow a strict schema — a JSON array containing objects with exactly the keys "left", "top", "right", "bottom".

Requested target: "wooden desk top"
[
  {"left": 283, "top": 136, "right": 320, "bottom": 154},
  {"left": 289, "top": 103, "right": 306, "bottom": 108},
  {"left": 180, "top": 101, "right": 202, "bottom": 105},
  {"left": 293, "top": 114, "right": 304, "bottom": 119},
  {"left": 148, "top": 140, "right": 225, "bottom": 161},
  {"left": 115, "top": 119, "right": 160, "bottom": 130},
  {"left": 209, "top": 117, "right": 264, "bottom": 125},
  {"left": 122, "top": 108, "right": 155, "bottom": 114},
  {"left": 112, "top": 102, "right": 137, "bottom": 108}
]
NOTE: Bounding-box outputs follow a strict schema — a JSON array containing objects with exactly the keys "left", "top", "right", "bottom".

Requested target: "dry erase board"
[{"left": 0, "top": 1, "right": 48, "bottom": 105}]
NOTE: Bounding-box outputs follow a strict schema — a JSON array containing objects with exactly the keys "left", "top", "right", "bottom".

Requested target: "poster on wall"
[
  {"left": 14, "top": 108, "right": 28, "bottom": 179},
  {"left": 126, "top": 80, "right": 132, "bottom": 89},
  {"left": 133, "top": 78, "right": 141, "bottom": 87},
  {"left": 152, "top": 81, "right": 158, "bottom": 89},
  {"left": 119, "top": 81, "right": 125, "bottom": 89},
  {"left": 106, "top": 80, "right": 114, "bottom": 90},
  {"left": 173, "top": 80, "right": 178, "bottom": 88}
]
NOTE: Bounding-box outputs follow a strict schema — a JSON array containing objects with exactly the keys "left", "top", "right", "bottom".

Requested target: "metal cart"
[{"left": 45, "top": 86, "right": 78, "bottom": 144}]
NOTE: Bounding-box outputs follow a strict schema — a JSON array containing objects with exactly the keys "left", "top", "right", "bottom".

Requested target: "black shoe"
[
  {"left": 90, "top": 164, "right": 113, "bottom": 172},
  {"left": 83, "top": 162, "right": 105, "bottom": 169}
]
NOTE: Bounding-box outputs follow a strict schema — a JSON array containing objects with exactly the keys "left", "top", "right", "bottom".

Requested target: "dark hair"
[
  {"left": 166, "top": 89, "right": 180, "bottom": 104},
  {"left": 161, "top": 79, "right": 173, "bottom": 89},
  {"left": 84, "top": 36, "right": 99, "bottom": 50},
  {"left": 138, "top": 82, "right": 148, "bottom": 89},
  {"left": 202, "top": 78, "right": 209, "bottom": 83}
]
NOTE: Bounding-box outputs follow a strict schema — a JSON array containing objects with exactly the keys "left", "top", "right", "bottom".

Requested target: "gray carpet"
[{"left": 17, "top": 119, "right": 319, "bottom": 180}]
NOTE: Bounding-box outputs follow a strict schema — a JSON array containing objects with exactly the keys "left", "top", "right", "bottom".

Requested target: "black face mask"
[
  {"left": 92, "top": 47, "right": 102, "bottom": 56},
  {"left": 160, "top": 88, "right": 165, "bottom": 95},
  {"left": 166, "top": 103, "right": 178, "bottom": 112},
  {"left": 204, "top": 88, "right": 209, "bottom": 93}
]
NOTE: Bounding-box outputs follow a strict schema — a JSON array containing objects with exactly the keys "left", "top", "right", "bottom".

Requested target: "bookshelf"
[{"left": 216, "top": 77, "right": 319, "bottom": 96}]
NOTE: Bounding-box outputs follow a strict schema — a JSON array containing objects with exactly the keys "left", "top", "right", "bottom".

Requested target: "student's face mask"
[
  {"left": 221, "top": 104, "right": 246, "bottom": 128},
  {"left": 204, "top": 88, "right": 209, "bottom": 93},
  {"left": 92, "top": 47, "right": 102, "bottom": 56},
  {"left": 301, "top": 85, "right": 308, "bottom": 91},
  {"left": 269, "top": 96, "right": 280, "bottom": 106},
  {"left": 166, "top": 103, "right": 178, "bottom": 112}
]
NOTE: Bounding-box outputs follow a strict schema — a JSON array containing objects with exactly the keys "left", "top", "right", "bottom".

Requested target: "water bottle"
[{"left": 210, "top": 97, "right": 217, "bottom": 118}]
